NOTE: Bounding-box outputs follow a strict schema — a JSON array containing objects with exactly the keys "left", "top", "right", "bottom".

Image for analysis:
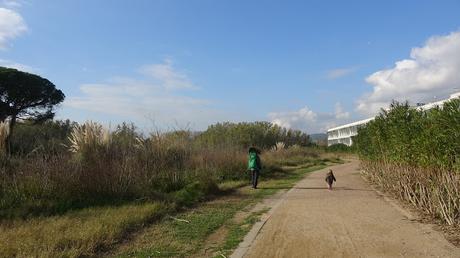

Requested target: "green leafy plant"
[{"left": 354, "top": 99, "right": 460, "bottom": 225}]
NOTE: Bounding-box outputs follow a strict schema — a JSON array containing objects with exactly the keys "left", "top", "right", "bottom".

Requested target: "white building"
[
  {"left": 326, "top": 117, "right": 373, "bottom": 146},
  {"left": 327, "top": 92, "right": 460, "bottom": 146}
]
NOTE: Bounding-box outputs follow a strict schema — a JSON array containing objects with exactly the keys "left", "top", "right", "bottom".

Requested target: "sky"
[{"left": 1, "top": 0, "right": 459, "bottom": 133}]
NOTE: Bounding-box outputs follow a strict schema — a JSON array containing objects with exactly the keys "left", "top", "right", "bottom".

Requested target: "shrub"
[
  {"left": 0, "top": 119, "right": 313, "bottom": 219},
  {"left": 9, "top": 120, "right": 74, "bottom": 156},
  {"left": 327, "top": 143, "right": 351, "bottom": 153},
  {"left": 354, "top": 99, "right": 460, "bottom": 225}
]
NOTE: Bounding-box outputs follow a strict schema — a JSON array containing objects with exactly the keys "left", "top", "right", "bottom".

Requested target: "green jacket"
[{"left": 248, "top": 152, "right": 262, "bottom": 170}]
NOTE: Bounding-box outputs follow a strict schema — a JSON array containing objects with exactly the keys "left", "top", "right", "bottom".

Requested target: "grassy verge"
[
  {"left": 0, "top": 202, "right": 173, "bottom": 257},
  {"left": 216, "top": 208, "right": 270, "bottom": 257}
]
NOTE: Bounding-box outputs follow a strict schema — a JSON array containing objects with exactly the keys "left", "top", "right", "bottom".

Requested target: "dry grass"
[
  {"left": 0, "top": 121, "right": 9, "bottom": 154},
  {"left": 0, "top": 121, "right": 250, "bottom": 218},
  {"left": 271, "top": 142, "right": 286, "bottom": 151},
  {"left": 68, "top": 121, "right": 111, "bottom": 153},
  {"left": 362, "top": 161, "right": 460, "bottom": 225},
  {"left": 0, "top": 202, "right": 171, "bottom": 258}
]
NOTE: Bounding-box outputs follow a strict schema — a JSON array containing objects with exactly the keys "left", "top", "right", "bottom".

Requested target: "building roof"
[{"left": 327, "top": 117, "right": 374, "bottom": 132}]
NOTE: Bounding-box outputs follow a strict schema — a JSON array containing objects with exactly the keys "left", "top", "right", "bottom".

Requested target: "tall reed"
[
  {"left": 355, "top": 99, "right": 460, "bottom": 225},
  {"left": 0, "top": 121, "right": 9, "bottom": 154},
  {"left": 362, "top": 161, "right": 459, "bottom": 225}
]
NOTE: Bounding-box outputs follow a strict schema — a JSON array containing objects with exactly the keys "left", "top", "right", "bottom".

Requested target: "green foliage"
[
  {"left": 327, "top": 143, "right": 352, "bottom": 153},
  {"left": 354, "top": 99, "right": 460, "bottom": 225},
  {"left": 354, "top": 99, "right": 460, "bottom": 170},
  {"left": 9, "top": 119, "right": 75, "bottom": 155},
  {"left": 196, "top": 121, "right": 310, "bottom": 149},
  {"left": 0, "top": 67, "right": 65, "bottom": 124}
]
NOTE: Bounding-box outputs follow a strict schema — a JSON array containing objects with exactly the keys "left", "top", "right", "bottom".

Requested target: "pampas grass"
[
  {"left": 68, "top": 121, "right": 111, "bottom": 153},
  {"left": 271, "top": 142, "right": 285, "bottom": 152},
  {"left": 0, "top": 121, "right": 9, "bottom": 154}
]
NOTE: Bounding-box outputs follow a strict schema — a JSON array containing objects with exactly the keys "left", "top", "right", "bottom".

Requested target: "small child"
[{"left": 325, "top": 169, "right": 336, "bottom": 190}]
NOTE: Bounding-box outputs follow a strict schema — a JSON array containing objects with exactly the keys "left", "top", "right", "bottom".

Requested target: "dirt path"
[{"left": 234, "top": 160, "right": 460, "bottom": 258}]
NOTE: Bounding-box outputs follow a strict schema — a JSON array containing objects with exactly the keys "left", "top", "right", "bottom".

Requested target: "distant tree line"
[{"left": 195, "top": 121, "right": 310, "bottom": 150}]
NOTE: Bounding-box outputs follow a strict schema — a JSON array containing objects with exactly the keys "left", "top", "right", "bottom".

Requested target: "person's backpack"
[{"left": 248, "top": 152, "right": 258, "bottom": 170}]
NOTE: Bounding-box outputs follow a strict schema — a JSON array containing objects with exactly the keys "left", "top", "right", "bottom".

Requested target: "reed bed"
[
  {"left": 355, "top": 99, "right": 460, "bottom": 225},
  {"left": 0, "top": 121, "right": 9, "bottom": 154},
  {"left": 0, "top": 121, "right": 284, "bottom": 219}
]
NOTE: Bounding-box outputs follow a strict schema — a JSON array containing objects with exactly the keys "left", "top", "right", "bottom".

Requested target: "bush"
[
  {"left": 10, "top": 120, "right": 75, "bottom": 156},
  {"left": 327, "top": 143, "right": 352, "bottom": 153},
  {"left": 354, "top": 99, "right": 460, "bottom": 225},
  {"left": 0, "top": 119, "right": 314, "bottom": 219}
]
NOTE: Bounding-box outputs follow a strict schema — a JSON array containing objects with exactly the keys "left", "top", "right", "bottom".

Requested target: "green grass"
[
  {"left": 0, "top": 202, "right": 173, "bottom": 258},
  {"left": 215, "top": 208, "right": 270, "bottom": 257},
  {"left": 115, "top": 200, "right": 251, "bottom": 257}
]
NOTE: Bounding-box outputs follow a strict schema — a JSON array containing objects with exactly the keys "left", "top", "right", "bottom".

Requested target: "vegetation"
[
  {"left": 353, "top": 99, "right": 460, "bottom": 225},
  {"left": 195, "top": 121, "right": 310, "bottom": 149},
  {"left": 327, "top": 143, "right": 353, "bottom": 153},
  {"left": 0, "top": 202, "right": 172, "bottom": 257},
  {"left": 0, "top": 120, "right": 244, "bottom": 219}
]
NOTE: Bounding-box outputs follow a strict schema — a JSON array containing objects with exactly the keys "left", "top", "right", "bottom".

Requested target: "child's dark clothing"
[
  {"left": 325, "top": 171, "right": 336, "bottom": 190},
  {"left": 251, "top": 169, "right": 259, "bottom": 189}
]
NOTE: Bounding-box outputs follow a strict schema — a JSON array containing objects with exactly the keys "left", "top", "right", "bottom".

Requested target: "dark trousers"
[{"left": 251, "top": 169, "right": 259, "bottom": 188}]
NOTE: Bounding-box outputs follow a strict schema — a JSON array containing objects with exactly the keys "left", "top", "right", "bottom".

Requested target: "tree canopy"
[{"left": 0, "top": 67, "right": 65, "bottom": 124}]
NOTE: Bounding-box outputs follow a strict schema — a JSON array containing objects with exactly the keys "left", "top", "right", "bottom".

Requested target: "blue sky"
[{"left": 1, "top": 0, "right": 460, "bottom": 133}]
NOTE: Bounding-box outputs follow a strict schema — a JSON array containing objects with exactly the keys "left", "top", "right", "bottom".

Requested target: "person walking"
[
  {"left": 248, "top": 147, "right": 262, "bottom": 189},
  {"left": 325, "top": 169, "right": 336, "bottom": 190}
]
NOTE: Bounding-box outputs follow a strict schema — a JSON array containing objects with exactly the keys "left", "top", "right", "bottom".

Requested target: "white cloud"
[
  {"left": 269, "top": 107, "right": 317, "bottom": 130},
  {"left": 268, "top": 103, "right": 351, "bottom": 133},
  {"left": 326, "top": 67, "right": 357, "bottom": 80},
  {"left": 65, "top": 61, "right": 225, "bottom": 130},
  {"left": 139, "top": 59, "right": 196, "bottom": 90},
  {"left": 67, "top": 82, "right": 209, "bottom": 118},
  {"left": 357, "top": 30, "right": 460, "bottom": 115},
  {"left": 0, "top": 7, "right": 27, "bottom": 49},
  {"left": 334, "top": 102, "right": 350, "bottom": 119},
  {"left": 1, "top": 0, "right": 23, "bottom": 8},
  {"left": 0, "top": 58, "right": 34, "bottom": 72}
]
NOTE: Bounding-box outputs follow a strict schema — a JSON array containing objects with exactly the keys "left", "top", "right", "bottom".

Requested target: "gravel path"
[{"left": 236, "top": 160, "right": 460, "bottom": 258}]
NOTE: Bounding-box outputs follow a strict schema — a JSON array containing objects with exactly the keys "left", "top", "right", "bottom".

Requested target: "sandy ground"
[{"left": 236, "top": 161, "right": 460, "bottom": 258}]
